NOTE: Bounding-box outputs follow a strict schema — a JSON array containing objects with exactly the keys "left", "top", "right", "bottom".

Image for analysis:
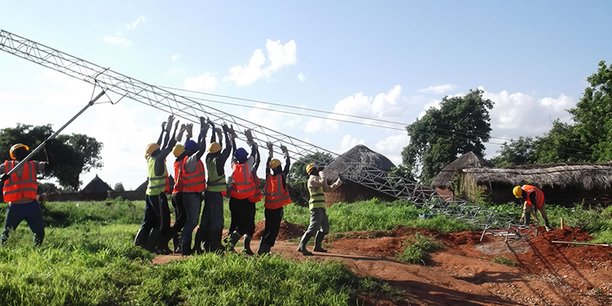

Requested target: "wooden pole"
[{"left": 551, "top": 241, "right": 611, "bottom": 247}]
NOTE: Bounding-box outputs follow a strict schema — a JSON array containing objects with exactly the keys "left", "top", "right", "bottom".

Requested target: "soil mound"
[{"left": 253, "top": 220, "right": 305, "bottom": 240}]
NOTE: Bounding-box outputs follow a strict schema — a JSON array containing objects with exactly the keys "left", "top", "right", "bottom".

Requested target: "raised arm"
[
  {"left": 195, "top": 117, "right": 209, "bottom": 160},
  {"left": 265, "top": 141, "right": 273, "bottom": 176},
  {"left": 281, "top": 144, "right": 290, "bottom": 175},
  {"left": 209, "top": 119, "right": 217, "bottom": 143}
]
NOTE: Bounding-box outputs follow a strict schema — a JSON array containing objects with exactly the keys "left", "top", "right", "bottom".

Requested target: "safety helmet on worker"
[
  {"left": 269, "top": 158, "right": 281, "bottom": 169},
  {"left": 208, "top": 142, "right": 221, "bottom": 153},
  {"left": 512, "top": 186, "right": 523, "bottom": 198},
  {"left": 172, "top": 144, "right": 185, "bottom": 157},
  {"left": 145, "top": 143, "right": 160, "bottom": 158},
  {"left": 9, "top": 143, "right": 30, "bottom": 160},
  {"left": 234, "top": 147, "right": 248, "bottom": 163},
  {"left": 306, "top": 163, "right": 315, "bottom": 175},
  {"left": 185, "top": 140, "right": 198, "bottom": 152}
]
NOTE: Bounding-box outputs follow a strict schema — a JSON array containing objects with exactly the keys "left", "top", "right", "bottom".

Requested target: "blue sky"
[{"left": 2, "top": 1, "right": 612, "bottom": 189}]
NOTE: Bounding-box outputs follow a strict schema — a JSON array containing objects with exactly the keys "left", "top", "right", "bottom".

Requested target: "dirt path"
[{"left": 154, "top": 225, "right": 612, "bottom": 305}]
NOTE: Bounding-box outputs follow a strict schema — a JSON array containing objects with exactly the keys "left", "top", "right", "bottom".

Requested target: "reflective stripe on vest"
[
  {"left": 206, "top": 157, "right": 226, "bottom": 192},
  {"left": 248, "top": 174, "right": 264, "bottom": 203},
  {"left": 181, "top": 156, "right": 206, "bottom": 193},
  {"left": 308, "top": 179, "right": 326, "bottom": 209},
  {"left": 2, "top": 160, "right": 38, "bottom": 203},
  {"left": 522, "top": 185, "right": 545, "bottom": 209},
  {"left": 264, "top": 174, "right": 291, "bottom": 209},
  {"left": 146, "top": 156, "right": 168, "bottom": 195},
  {"left": 229, "top": 162, "right": 256, "bottom": 200},
  {"left": 173, "top": 159, "right": 185, "bottom": 194}
]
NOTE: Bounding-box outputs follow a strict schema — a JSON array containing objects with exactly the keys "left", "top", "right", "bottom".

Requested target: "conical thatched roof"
[
  {"left": 463, "top": 163, "right": 612, "bottom": 190},
  {"left": 135, "top": 180, "right": 148, "bottom": 192},
  {"left": 324, "top": 144, "right": 396, "bottom": 180},
  {"left": 431, "top": 152, "right": 491, "bottom": 188},
  {"left": 81, "top": 175, "right": 113, "bottom": 193}
]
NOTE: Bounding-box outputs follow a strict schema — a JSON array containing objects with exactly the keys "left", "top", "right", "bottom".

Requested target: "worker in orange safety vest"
[{"left": 513, "top": 184, "right": 552, "bottom": 231}]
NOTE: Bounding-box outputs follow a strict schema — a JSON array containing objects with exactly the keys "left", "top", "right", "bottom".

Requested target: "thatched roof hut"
[
  {"left": 461, "top": 163, "right": 612, "bottom": 206},
  {"left": 430, "top": 152, "right": 491, "bottom": 201},
  {"left": 322, "top": 145, "right": 396, "bottom": 203},
  {"left": 80, "top": 175, "right": 113, "bottom": 194}
]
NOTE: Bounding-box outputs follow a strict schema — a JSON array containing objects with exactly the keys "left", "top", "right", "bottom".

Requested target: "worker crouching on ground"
[
  {"left": 258, "top": 142, "right": 292, "bottom": 255},
  {"left": 135, "top": 115, "right": 178, "bottom": 254},
  {"left": 194, "top": 120, "right": 231, "bottom": 253},
  {"left": 0, "top": 143, "right": 47, "bottom": 246},
  {"left": 226, "top": 128, "right": 259, "bottom": 255},
  {"left": 178, "top": 117, "right": 209, "bottom": 255},
  {"left": 297, "top": 163, "right": 342, "bottom": 256},
  {"left": 513, "top": 184, "right": 552, "bottom": 231}
]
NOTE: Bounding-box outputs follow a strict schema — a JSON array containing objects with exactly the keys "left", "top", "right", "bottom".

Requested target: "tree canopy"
[
  {"left": 402, "top": 89, "right": 493, "bottom": 184},
  {"left": 0, "top": 124, "right": 103, "bottom": 190}
]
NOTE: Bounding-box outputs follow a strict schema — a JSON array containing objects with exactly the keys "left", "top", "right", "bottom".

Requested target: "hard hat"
[
  {"left": 234, "top": 147, "right": 248, "bottom": 162},
  {"left": 208, "top": 142, "right": 221, "bottom": 153},
  {"left": 9, "top": 143, "right": 29, "bottom": 160},
  {"left": 512, "top": 186, "right": 522, "bottom": 198},
  {"left": 172, "top": 144, "right": 185, "bottom": 157},
  {"left": 306, "top": 163, "right": 315, "bottom": 174},
  {"left": 145, "top": 143, "right": 160, "bottom": 158},
  {"left": 185, "top": 140, "right": 198, "bottom": 152},
  {"left": 269, "top": 158, "right": 281, "bottom": 169}
]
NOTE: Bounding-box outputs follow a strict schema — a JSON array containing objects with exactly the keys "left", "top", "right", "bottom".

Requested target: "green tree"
[
  {"left": 114, "top": 183, "right": 125, "bottom": 192},
  {"left": 533, "top": 120, "right": 590, "bottom": 164},
  {"left": 569, "top": 60, "right": 612, "bottom": 162},
  {"left": 0, "top": 123, "right": 103, "bottom": 190},
  {"left": 288, "top": 152, "right": 334, "bottom": 182},
  {"left": 491, "top": 136, "right": 537, "bottom": 167},
  {"left": 402, "top": 89, "right": 493, "bottom": 184}
]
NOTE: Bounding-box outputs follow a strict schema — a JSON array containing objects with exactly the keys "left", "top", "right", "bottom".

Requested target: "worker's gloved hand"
[
  {"left": 215, "top": 128, "right": 223, "bottom": 139},
  {"left": 229, "top": 125, "right": 237, "bottom": 139},
  {"left": 166, "top": 115, "right": 175, "bottom": 131},
  {"left": 266, "top": 141, "right": 273, "bottom": 152},
  {"left": 245, "top": 129, "right": 254, "bottom": 145},
  {"left": 174, "top": 120, "right": 180, "bottom": 131},
  {"left": 280, "top": 144, "right": 289, "bottom": 157}
]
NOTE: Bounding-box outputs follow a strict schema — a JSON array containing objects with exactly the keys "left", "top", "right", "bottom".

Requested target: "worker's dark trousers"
[
  {"left": 171, "top": 192, "right": 185, "bottom": 251},
  {"left": 229, "top": 198, "right": 256, "bottom": 237},
  {"left": 260, "top": 207, "right": 284, "bottom": 248},
  {"left": 1, "top": 200, "right": 45, "bottom": 246},
  {"left": 299, "top": 208, "right": 329, "bottom": 249},
  {"left": 196, "top": 191, "right": 224, "bottom": 252},
  {"left": 135, "top": 193, "right": 170, "bottom": 252},
  {"left": 181, "top": 192, "right": 202, "bottom": 255}
]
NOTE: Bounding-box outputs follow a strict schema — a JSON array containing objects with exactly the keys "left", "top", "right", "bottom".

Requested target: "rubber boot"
[
  {"left": 192, "top": 228, "right": 204, "bottom": 254},
  {"left": 173, "top": 230, "right": 183, "bottom": 253},
  {"left": 313, "top": 232, "right": 328, "bottom": 252},
  {"left": 297, "top": 232, "right": 313, "bottom": 256},
  {"left": 243, "top": 235, "right": 254, "bottom": 255},
  {"left": 227, "top": 231, "right": 240, "bottom": 253},
  {"left": 257, "top": 240, "right": 271, "bottom": 255}
]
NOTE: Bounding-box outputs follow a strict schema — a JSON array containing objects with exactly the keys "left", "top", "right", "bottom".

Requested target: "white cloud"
[
  {"left": 339, "top": 134, "right": 365, "bottom": 153},
  {"left": 126, "top": 16, "right": 147, "bottom": 30},
  {"left": 297, "top": 72, "right": 306, "bottom": 82},
  {"left": 103, "top": 33, "right": 133, "bottom": 47},
  {"left": 374, "top": 133, "right": 410, "bottom": 165},
  {"left": 304, "top": 118, "right": 338, "bottom": 134},
  {"left": 171, "top": 53, "right": 182, "bottom": 62},
  {"left": 419, "top": 83, "right": 457, "bottom": 95},
  {"left": 184, "top": 73, "right": 219, "bottom": 92},
  {"left": 225, "top": 39, "right": 297, "bottom": 86}
]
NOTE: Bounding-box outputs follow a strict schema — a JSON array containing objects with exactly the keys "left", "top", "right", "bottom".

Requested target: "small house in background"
[
  {"left": 323, "top": 145, "right": 397, "bottom": 203},
  {"left": 432, "top": 154, "right": 612, "bottom": 206},
  {"left": 80, "top": 174, "right": 113, "bottom": 194},
  {"left": 430, "top": 152, "right": 492, "bottom": 201}
]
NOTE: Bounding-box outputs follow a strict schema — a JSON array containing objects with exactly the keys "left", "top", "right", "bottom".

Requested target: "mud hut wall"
[{"left": 326, "top": 181, "right": 396, "bottom": 203}]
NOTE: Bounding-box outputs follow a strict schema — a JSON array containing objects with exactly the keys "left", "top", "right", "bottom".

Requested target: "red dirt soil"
[{"left": 156, "top": 224, "right": 612, "bottom": 305}]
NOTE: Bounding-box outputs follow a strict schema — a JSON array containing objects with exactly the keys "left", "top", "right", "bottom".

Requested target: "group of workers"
[
  {"left": 0, "top": 115, "right": 552, "bottom": 249},
  {"left": 134, "top": 115, "right": 342, "bottom": 256}
]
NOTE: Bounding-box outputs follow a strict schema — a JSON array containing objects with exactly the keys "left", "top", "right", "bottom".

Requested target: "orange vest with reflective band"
[
  {"left": 248, "top": 174, "right": 263, "bottom": 203},
  {"left": 229, "top": 162, "right": 256, "bottom": 200},
  {"left": 3, "top": 161, "right": 38, "bottom": 203},
  {"left": 181, "top": 156, "right": 206, "bottom": 193},
  {"left": 264, "top": 174, "right": 291, "bottom": 209},
  {"left": 522, "top": 185, "right": 545, "bottom": 209},
  {"left": 173, "top": 159, "right": 185, "bottom": 194}
]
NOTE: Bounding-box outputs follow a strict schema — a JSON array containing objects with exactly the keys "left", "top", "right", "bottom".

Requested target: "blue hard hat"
[
  {"left": 185, "top": 140, "right": 198, "bottom": 152},
  {"left": 234, "top": 147, "right": 248, "bottom": 162}
]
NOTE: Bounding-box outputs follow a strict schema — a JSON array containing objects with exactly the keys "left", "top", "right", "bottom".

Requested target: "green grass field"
[{"left": 0, "top": 198, "right": 608, "bottom": 305}]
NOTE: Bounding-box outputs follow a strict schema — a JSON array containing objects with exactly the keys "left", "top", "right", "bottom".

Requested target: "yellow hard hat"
[
  {"left": 9, "top": 143, "right": 29, "bottom": 160},
  {"left": 172, "top": 144, "right": 185, "bottom": 157},
  {"left": 269, "top": 158, "right": 281, "bottom": 169},
  {"left": 208, "top": 142, "right": 221, "bottom": 153},
  {"left": 512, "top": 186, "right": 522, "bottom": 198},
  {"left": 145, "top": 143, "right": 160, "bottom": 158},
  {"left": 306, "top": 163, "right": 315, "bottom": 174}
]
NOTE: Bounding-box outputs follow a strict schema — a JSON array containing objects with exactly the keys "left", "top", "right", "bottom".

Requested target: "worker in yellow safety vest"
[{"left": 297, "top": 163, "right": 342, "bottom": 256}]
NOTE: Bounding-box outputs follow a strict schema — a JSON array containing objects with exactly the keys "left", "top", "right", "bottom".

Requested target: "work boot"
[
  {"left": 242, "top": 235, "right": 254, "bottom": 255},
  {"left": 313, "top": 232, "right": 328, "bottom": 253},
  {"left": 258, "top": 240, "right": 272, "bottom": 255},
  {"left": 227, "top": 231, "right": 240, "bottom": 253},
  {"left": 297, "top": 232, "right": 313, "bottom": 256}
]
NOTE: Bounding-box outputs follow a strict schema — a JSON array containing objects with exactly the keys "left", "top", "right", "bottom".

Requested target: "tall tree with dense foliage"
[
  {"left": 0, "top": 123, "right": 103, "bottom": 190},
  {"left": 569, "top": 60, "right": 612, "bottom": 162},
  {"left": 402, "top": 89, "right": 493, "bottom": 183},
  {"left": 491, "top": 136, "right": 537, "bottom": 167}
]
